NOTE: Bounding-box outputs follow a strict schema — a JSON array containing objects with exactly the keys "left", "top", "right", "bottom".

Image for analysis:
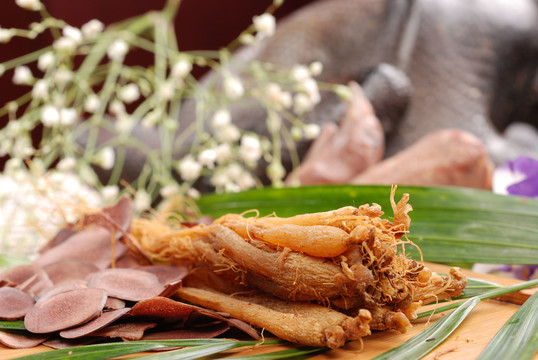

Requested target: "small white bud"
[
  {"left": 41, "top": 105, "right": 60, "bottom": 126},
  {"left": 54, "top": 68, "right": 73, "bottom": 85},
  {"left": 198, "top": 148, "right": 217, "bottom": 169},
  {"left": 109, "top": 100, "right": 125, "bottom": 115},
  {"left": 293, "top": 93, "right": 314, "bottom": 115},
  {"left": 60, "top": 107, "right": 77, "bottom": 126},
  {"left": 240, "top": 134, "right": 262, "bottom": 164},
  {"left": 0, "top": 27, "right": 15, "bottom": 43},
  {"left": 84, "top": 94, "right": 101, "bottom": 113},
  {"left": 81, "top": 19, "right": 104, "bottom": 39},
  {"left": 159, "top": 184, "right": 179, "bottom": 198},
  {"left": 15, "top": 0, "right": 42, "bottom": 11},
  {"left": 53, "top": 36, "right": 78, "bottom": 53},
  {"left": 32, "top": 79, "right": 49, "bottom": 99},
  {"left": 309, "top": 61, "right": 323, "bottom": 76},
  {"left": 56, "top": 157, "right": 76, "bottom": 171},
  {"left": 224, "top": 76, "right": 244, "bottom": 100},
  {"left": 178, "top": 156, "right": 202, "bottom": 181},
  {"left": 216, "top": 124, "right": 241, "bottom": 143},
  {"left": 267, "top": 161, "right": 286, "bottom": 181},
  {"left": 101, "top": 185, "right": 119, "bottom": 202},
  {"left": 211, "top": 109, "right": 231, "bottom": 128},
  {"left": 95, "top": 146, "right": 115, "bottom": 170},
  {"left": 291, "top": 65, "right": 310, "bottom": 83},
  {"left": 215, "top": 143, "right": 232, "bottom": 164},
  {"left": 62, "top": 26, "right": 83, "bottom": 44},
  {"left": 253, "top": 13, "right": 276, "bottom": 39},
  {"left": 134, "top": 190, "right": 151, "bottom": 212},
  {"left": 13, "top": 66, "right": 33, "bottom": 85},
  {"left": 38, "top": 52, "right": 55, "bottom": 72},
  {"left": 107, "top": 39, "right": 129, "bottom": 62},
  {"left": 186, "top": 187, "right": 200, "bottom": 199},
  {"left": 118, "top": 83, "right": 140, "bottom": 103},
  {"left": 171, "top": 58, "right": 192, "bottom": 79},
  {"left": 303, "top": 123, "right": 321, "bottom": 139}
]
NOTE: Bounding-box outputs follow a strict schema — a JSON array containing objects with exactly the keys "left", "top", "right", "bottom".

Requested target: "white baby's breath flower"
[
  {"left": 84, "top": 94, "right": 101, "bottom": 113},
  {"left": 216, "top": 124, "right": 241, "bottom": 143},
  {"left": 291, "top": 65, "right": 310, "bottom": 83},
  {"left": 198, "top": 148, "right": 217, "bottom": 169},
  {"left": 224, "top": 76, "right": 244, "bottom": 100},
  {"left": 41, "top": 105, "right": 60, "bottom": 127},
  {"left": 0, "top": 27, "right": 15, "bottom": 43},
  {"left": 53, "top": 36, "right": 78, "bottom": 53},
  {"left": 293, "top": 93, "right": 315, "bottom": 115},
  {"left": 37, "top": 52, "right": 55, "bottom": 72},
  {"left": 107, "top": 39, "right": 129, "bottom": 62},
  {"left": 60, "top": 107, "right": 77, "bottom": 126},
  {"left": 178, "top": 155, "right": 202, "bottom": 181},
  {"left": 159, "top": 184, "right": 179, "bottom": 198},
  {"left": 119, "top": 83, "right": 140, "bottom": 103},
  {"left": 186, "top": 187, "right": 200, "bottom": 199},
  {"left": 13, "top": 66, "right": 33, "bottom": 85},
  {"left": 56, "top": 157, "right": 77, "bottom": 171},
  {"left": 15, "top": 0, "right": 41, "bottom": 11},
  {"left": 237, "top": 171, "right": 256, "bottom": 190},
  {"left": 54, "top": 68, "right": 74, "bottom": 85},
  {"left": 239, "top": 33, "right": 256, "bottom": 45},
  {"left": 301, "top": 78, "right": 321, "bottom": 105},
  {"left": 134, "top": 190, "right": 151, "bottom": 213},
  {"left": 253, "top": 13, "right": 276, "bottom": 39},
  {"left": 279, "top": 91, "right": 293, "bottom": 109},
  {"left": 309, "top": 61, "right": 323, "bottom": 76},
  {"left": 171, "top": 58, "right": 192, "bottom": 79},
  {"left": 95, "top": 146, "right": 115, "bottom": 170},
  {"left": 81, "top": 19, "right": 104, "bottom": 39},
  {"left": 32, "top": 79, "right": 49, "bottom": 100},
  {"left": 211, "top": 109, "right": 231, "bottom": 128},
  {"left": 109, "top": 100, "right": 125, "bottom": 115},
  {"left": 62, "top": 25, "right": 83, "bottom": 44},
  {"left": 303, "top": 123, "right": 321, "bottom": 139},
  {"left": 215, "top": 143, "right": 232, "bottom": 164},
  {"left": 240, "top": 134, "right": 262, "bottom": 164},
  {"left": 101, "top": 185, "right": 119, "bottom": 202}
]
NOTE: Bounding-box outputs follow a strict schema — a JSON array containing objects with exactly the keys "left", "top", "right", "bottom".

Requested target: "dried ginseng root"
[{"left": 129, "top": 186, "right": 467, "bottom": 349}]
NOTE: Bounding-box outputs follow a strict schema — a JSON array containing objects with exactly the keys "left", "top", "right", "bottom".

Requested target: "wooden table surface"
[{"left": 1, "top": 263, "right": 537, "bottom": 360}]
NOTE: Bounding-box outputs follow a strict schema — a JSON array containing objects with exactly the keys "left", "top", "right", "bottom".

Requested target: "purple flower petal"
[
  {"left": 506, "top": 177, "right": 538, "bottom": 198},
  {"left": 494, "top": 156, "right": 538, "bottom": 198},
  {"left": 509, "top": 156, "right": 538, "bottom": 178}
]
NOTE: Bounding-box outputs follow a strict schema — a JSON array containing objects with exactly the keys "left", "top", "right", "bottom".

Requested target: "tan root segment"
[{"left": 129, "top": 186, "right": 466, "bottom": 349}]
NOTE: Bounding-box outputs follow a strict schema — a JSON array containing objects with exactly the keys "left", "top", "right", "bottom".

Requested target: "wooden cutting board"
[{"left": 1, "top": 263, "right": 536, "bottom": 360}]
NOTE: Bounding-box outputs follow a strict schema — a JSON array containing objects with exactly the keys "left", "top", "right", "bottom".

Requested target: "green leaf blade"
[
  {"left": 373, "top": 297, "right": 481, "bottom": 360},
  {"left": 477, "top": 290, "right": 538, "bottom": 360}
]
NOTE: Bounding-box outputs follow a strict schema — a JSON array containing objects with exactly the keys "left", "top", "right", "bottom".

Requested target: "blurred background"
[{"left": 0, "top": 0, "right": 315, "bottom": 169}]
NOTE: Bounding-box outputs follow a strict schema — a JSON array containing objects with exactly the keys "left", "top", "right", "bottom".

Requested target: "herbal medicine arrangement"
[{"left": 1, "top": 0, "right": 538, "bottom": 360}]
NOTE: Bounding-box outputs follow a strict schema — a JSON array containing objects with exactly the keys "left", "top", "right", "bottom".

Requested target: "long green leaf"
[
  {"left": 372, "top": 297, "right": 481, "bottom": 360},
  {"left": 0, "top": 320, "right": 26, "bottom": 331},
  {"left": 417, "top": 278, "right": 538, "bottom": 319},
  {"left": 136, "top": 340, "right": 251, "bottom": 360},
  {"left": 216, "top": 347, "right": 327, "bottom": 360},
  {"left": 11, "top": 339, "right": 240, "bottom": 360},
  {"left": 196, "top": 185, "right": 538, "bottom": 264},
  {"left": 477, "top": 290, "right": 538, "bottom": 360}
]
